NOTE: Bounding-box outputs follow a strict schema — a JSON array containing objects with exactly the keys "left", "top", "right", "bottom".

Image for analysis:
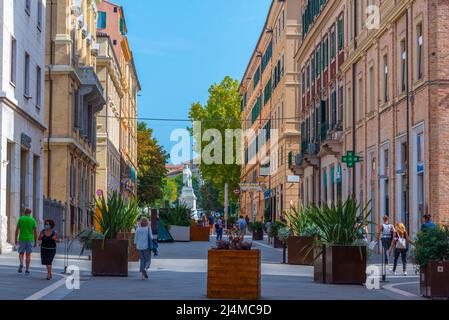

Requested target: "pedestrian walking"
[
  {"left": 134, "top": 217, "right": 153, "bottom": 279},
  {"left": 215, "top": 216, "right": 223, "bottom": 241},
  {"left": 265, "top": 220, "right": 273, "bottom": 244},
  {"left": 38, "top": 219, "right": 59, "bottom": 280},
  {"left": 208, "top": 214, "right": 215, "bottom": 235},
  {"left": 377, "top": 215, "right": 395, "bottom": 265},
  {"left": 238, "top": 215, "right": 247, "bottom": 237},
  {"left": 421, "top": 214, "right": 437, "bottom": 231},
  {"left": 15, "top": 208, "right": 38, "bottom": 275},
  {"left": 390, "top": 223, "right": 414, "bottom": 276}
]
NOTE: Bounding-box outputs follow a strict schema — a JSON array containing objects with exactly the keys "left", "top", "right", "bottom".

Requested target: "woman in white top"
[
  {"left": 134, "top": 217, "right": 153, "bottom": 279},
  {"left": 377, "top": 216, "right": 395, "bottom": 265}
]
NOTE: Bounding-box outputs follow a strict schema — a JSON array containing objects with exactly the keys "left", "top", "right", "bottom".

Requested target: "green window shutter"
[
  {"left": 97, "top": 12, "right": 106, "bottom": 29},
  {"left": 331, "top": 31, "right": 335, "bottom": 59},
  {"left": 338, "top": 18, "right": 343, "bottom": 50}
]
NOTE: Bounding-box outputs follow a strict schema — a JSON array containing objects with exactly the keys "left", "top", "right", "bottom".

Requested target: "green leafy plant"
[
  {"left": 307, "top": 198, "right": 372, "bottom": 247},
  {"left": 159, "top": 202, "right": 193, "bottom": 228},
  {"left": 414, "top": 226, "right": 449, "bottom": 269},
  {"left": 94, "top": 192, "right": 140, "bottom": 240},
  {"left": 278, "top": 226, "right": 292, "bottom": 244},
  {"left": 74, "top": 228, "right": 104, "bottom": 256},
  {"left": 248, "top": 221, "right": 264, "bottom": 232},
  {"left": 284, "top": 206, "right": 322, "bottom": 237},
  {"left": 268, "top": 221, "right": 284, "bottom": 238}
]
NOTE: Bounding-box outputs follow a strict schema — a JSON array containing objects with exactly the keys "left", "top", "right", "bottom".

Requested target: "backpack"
[
  {"left": 238, "top": 220, "right": 246, "bottom": 230},
  {"left": 396, "top": 232, "right": 407, "bottom": 250}
]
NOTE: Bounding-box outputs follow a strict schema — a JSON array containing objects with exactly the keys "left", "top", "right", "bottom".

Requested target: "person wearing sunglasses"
[{"left": 38, "top": 220, "right": 59, "bottom": 280}]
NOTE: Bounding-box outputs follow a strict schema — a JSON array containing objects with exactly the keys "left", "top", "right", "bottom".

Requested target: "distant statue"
[{"left": 183, "top": 164, "right": 193, "bottom": 188}]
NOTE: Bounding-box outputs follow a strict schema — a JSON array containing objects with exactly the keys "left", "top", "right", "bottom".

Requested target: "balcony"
[
  {"left": 288, "top": 151, "right": 304, "bottom": 177},
  {"left": 77, "top": 66, "right": 106, "bottom": 113},
  {"left": 319, "top": 121, "right": 343, "bottom": 158},
  {"left": 299, "top": 142, "right": 320, "bottom": 168}
]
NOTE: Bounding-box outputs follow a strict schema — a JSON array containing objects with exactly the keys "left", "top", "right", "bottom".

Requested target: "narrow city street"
[{"left": 0, "top": 237, "right": 422, "bottom": 301}]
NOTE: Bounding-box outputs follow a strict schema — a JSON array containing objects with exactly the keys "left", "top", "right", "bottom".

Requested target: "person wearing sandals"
[
  {"left": 134, "top": 217, "right": 153, "bottom": 279},
  {"left": 389, "top": 223, "right": 414, "bottom": 276},
  {"left": 38, "top": 219, "right": 59, "bottom": 280}
]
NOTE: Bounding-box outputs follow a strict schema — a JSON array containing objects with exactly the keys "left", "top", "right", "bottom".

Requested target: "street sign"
[
  {"left": 256, "top": 177, "right": 265, "bottom": 183},
  {"left": 342, "top": 151, "right": 363, "bottom": 168},
  {"left": 287, "top": 175, "right": 300, "bottom": 183},
  {"left": 96, "top": 189, "right": 104, "bottom": 197},
  {"left": 239, "top": 183, "right": 263, "bottom": 192}
]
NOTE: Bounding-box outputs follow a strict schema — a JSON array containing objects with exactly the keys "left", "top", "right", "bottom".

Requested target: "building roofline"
[{"left": 238, "top": 0, "right": 276, "bottom": 93}]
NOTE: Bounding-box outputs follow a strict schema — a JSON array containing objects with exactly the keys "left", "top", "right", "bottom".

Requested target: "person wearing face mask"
[{"left": 38, "top": 220, "right": 59, "bottom": 280}]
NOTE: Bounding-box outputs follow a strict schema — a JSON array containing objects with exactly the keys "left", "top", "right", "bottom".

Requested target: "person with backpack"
[
  {"left": 389, "top": 222, "right": 414, "bottom": 276},
  {"left": 376, "top": 215, "right": 395, "bottom": 265}
]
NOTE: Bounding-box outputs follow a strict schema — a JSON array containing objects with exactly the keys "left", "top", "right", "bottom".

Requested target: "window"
[
  {"left": 282, "top": 10, "right": 285, "bottom": 29},
  {"left": 114, "top": 6, "right": 118, "bottom": 13},
  {"left": 417, "top": 24, "right": 423, "bottom": 80},
  {"left": 97, "top": 11, "right": 107, "bottom": 29},
  {"left": 368, "top": 66, "right": 375, "bottom": 112},
  {"left": 24, "top": 52, "right": 31, "bottom": 97},
  {"left": 331, "top": 90, "right": 337, "bottom": 129},
  {"left": 36, "top": 66, "right": 42, "bottom": 108},
  {"left": 360, "top": 0, "right": 365, "bottom": 30},
  {"left": 264, "top": 79, "right": 272, "bottom": 105},
  {"left": 306, "top": 63, "right": 310, "bottom": 89},
  {"left": 311, "top": 55, "right": 315, "bottom": 83},
  {"left": 400, "top": 40, "right": 407, "bottom": 93},
  {"left": 25, "top": 0, "right": 31, "bottom": 14},
  {"left": 331, "top": 30, "right": 336, "bottom": 60},
  {"left": 253, "top": 66, "right": 261, "bottom": 89},
  {"left": 322, "top": 37, "right": 329, "bottom": 70},
  {"left": 338, "top": 17, "right": 344, "bottom": 50},
  {"left": 37, "top": 0, "right": 43, "bottom": 30},
  {"left": 10, "top": 37, "right": 16, "bottom": 85},
  {"left": 301, "top": 70, "right": 305, "bottom": 95},
  {"left": 417, "top": 132, "right": 424, "bottom": 164},
  {"left": 383, "top": 54, "right": 389, "bottom": 103},
  {"left": 357, "top": 77, "right": 363, "bottom": 121},
  {"left": 346, "top": 86, "right": 352, "bottom": 127},
  {"left": 338, "top": 85, "right": 344, "bottom": 124}
]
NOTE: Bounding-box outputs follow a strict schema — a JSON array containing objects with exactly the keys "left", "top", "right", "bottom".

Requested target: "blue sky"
[{"left": 117, "top": 0, "right": 272, "bottom": 163}]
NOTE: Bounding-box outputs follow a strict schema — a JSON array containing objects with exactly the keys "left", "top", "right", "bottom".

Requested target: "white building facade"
[{"left": 0, "top": 0, "right": 46, "bottom": 253}]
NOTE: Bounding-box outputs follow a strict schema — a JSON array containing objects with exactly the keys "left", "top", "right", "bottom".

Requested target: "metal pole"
[{"left": 224, "top": 183, "right": 229, "bottom": 230}]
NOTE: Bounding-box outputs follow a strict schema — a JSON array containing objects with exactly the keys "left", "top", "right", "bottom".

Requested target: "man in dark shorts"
[{"left": 15, "top": 208, "right": 38, "bottom": 275}]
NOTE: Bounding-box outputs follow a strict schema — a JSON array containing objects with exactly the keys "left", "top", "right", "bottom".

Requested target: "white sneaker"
[{"left": 403, "top": 271, "right": 407, "bottom": 276}]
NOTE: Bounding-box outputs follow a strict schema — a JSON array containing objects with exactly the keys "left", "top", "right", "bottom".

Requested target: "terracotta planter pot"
[
  {"left": 252, "top": 229, "right": 264, "bottom": 241},
  {"left": 420, "top": 261, "right": 449, "bottom": 298},
  {"left": 92, "top": 239, "right": 128, "bottom": 277},
  {"left": 190, "top": 225, "right": 210, "bottom": 241},
  {"left": 273, "top": 236, "right": 283, "bottom": 248},
  {"left": 288, "top": 236, "right": 315, "bottom": 266},
  {"left": 314, "top": 245, "right": 326, "bottom": 283},
  {"left": 325, "top": 245, "right": 367, "bottom": 284},
  {"left": 116, "top": 232, "right": 139, "bottom": 262},
  {"left": 207, "top": 249, "right": 261, "bottom": 300}
]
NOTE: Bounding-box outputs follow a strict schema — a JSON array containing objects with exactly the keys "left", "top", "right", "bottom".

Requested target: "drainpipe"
[
  {"left": 351, "top": 0, "right": 358, "bottom": 199},
  {"left": 47, "top": 0, "right": 55, "bottom": 198},
  {"left": 405, "top": 10, "right": 411, "bottom": 233}
]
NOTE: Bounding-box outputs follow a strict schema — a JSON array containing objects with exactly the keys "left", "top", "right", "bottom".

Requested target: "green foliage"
[
  {"left": 248, "top": 221, "right": 264, "bottom": 232},
  {"left": 414, "top": 226, "right": 449, "bottom": 268},
  {"left": 199, "top": 180, "right": 223, "bottom": 213},
  {"left": 159, "top": 202, "right": 193, "bottom": 227},
  {"left": 188, "top": 76, "right": 241, "bottom": 203},
  {"left": 278, "top": 227, "right": 292, "bottom": 244},
  {"left": 94, "top": 192, "right": 140, "bottom": 240},
  {"left": 268, "top": 221, "right": 285, "bottom": 238},
  {"left": 137, "top": 122, "right": 169, "bottom": 206},
  {"left": 74, "top": 228, "right": 104, "bottom": 256},
  {"left": 307, "top": 198, "right": 372, "bottom": 246}
]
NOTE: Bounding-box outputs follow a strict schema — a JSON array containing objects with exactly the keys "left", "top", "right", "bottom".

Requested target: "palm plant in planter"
[
  {"left": 248, "top": 221, "right": 264, "bottom": 240},
  {"left": 284, "top": 206, "right": 321, "bottom": 265},
  {"left": 307, "top": 199, "right": 371, "bottom": 284},
  {"left": 159, "top": 202, "right": 193, "bottom": 241},
  {"left": 414, "top": 225, "right": 449, "bottom": 298},
  {"left": 91, "top": 192, "right": 140, "bottom": 277}
]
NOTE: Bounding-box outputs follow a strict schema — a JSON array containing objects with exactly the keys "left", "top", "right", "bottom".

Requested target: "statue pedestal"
[{"left": 179, "top": 186, "right": 197, "bottom": 213}]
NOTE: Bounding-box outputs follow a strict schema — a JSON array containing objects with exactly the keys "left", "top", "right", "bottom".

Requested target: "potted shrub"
[
  {"left": 278, "top": 226, "right": 291, "bottom": 264},
  {"left": 160, "top": 202, "right": 193, "bottom": 242},
  {"left": 91, "top": 193, "right": 140, "bottom": 277},
  {"left": 414, "top": 225, "right": 449, "bottom": 298},
  {"left": 248, "top": 221, "right": 264, "bottom": 241},
  {"left": 269, "top": 221, "right": 284, "bottom": 248},
  {"left": 190, "top": 220, "right": 211, "bottom": 242},
  {"left": 308, "top": 199, "right": 371, "bottom": 284},
  {"left": 284, "top": 206, "right": 320, "bottom": 266},
  {"left": 207, "top": 226, "right": 260, "bottom": 299}
]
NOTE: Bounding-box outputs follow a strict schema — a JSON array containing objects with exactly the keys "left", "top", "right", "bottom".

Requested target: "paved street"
[{"left": 0, "top": 236, "right": 423, "bottom": 300}]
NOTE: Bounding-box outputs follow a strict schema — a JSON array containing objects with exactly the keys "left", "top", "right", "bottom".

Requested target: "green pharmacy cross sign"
[{"left": 342, "top": 151, "right": 363, "bottom": 168}]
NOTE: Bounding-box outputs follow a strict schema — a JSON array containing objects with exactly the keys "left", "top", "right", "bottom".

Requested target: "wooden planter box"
[
  {"left": 314, "top": 245, "right": 326, "bottom": 283},
  {"left": 116, "top": 232, "right": 139, "bottom": 262},
  {"left": 325, "top": 245, "right": 367, "bottom": 284},
  {"left": 207, "top": 249, "right": 261, "bottom": 300},
  {"left": 92, "top": 239, "right": 128, "bottom": 277},
  {"left": 169, "top": 225, "right": 191, "bottom": 242},
  {"left": 190, "top": 225, "right": 210, "bottom": 242},
  {"left": 288, "top": 236, "right": 315, "bottom": 266},
  {"left": 420, "top": 261, "right": 449, "bottom": 298},
  {"left": 252, "top": 229, "right": 264, "bottom": 241},
  {"left": 273, "top": 236, "right": 283, "bottom": 248}
]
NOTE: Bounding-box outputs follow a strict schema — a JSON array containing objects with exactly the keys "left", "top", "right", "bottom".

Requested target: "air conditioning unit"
[
  {"left": 81, "top": 24, "right": 88, "bottom": 39},
  {"left": 91, "top": 43, "right": 100, "bottom": 56},
  {"left": 71, "top": 0, "right": 82, "bottom": 17}
]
